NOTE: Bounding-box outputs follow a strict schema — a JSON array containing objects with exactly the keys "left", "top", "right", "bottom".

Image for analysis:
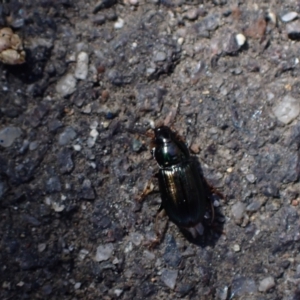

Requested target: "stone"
[
  {"left": 153, "top": 51, "right": 167, "bottom": 62},
  {"left": 258, "top": 276, "right": 275, "bottom": 292},
  {"left": 129, "top": 232, "right": 144, "bottom": 246},
  {"left": 114, "top": 18, "right": 124, "bottom": 29},
  {"left": 80, "top": 179, "right": 95, "bottom": 200},
  {"left": 163, "top": 235, "right": 182, "bottom": 267},
  {"left": 231, "top": 277, "right": 257, "bottom": 297},
  {"left": 56, "top": 73, "right": 77, "bottom": 97},
  {"left": 57, "top": 148, "right": 74, "bottom": 174},
  {"left": 74, "top": 52, "right": 89, "bottom": 80},
  {"left": 58, "top": 126, "right": 77, "bottom": 146},
  {"left": 161, "top": 269, "right": 178, "bottom": 289},
  {"left": 0, "top": 27, "right": 25, "bottom": 65},
  {"left": 231, "top": 202, "right": 246, "bottom": 222},
  {"left": 95, "top": 243, "right": 114, "bottom": 262},
  {"left": 281, "top": 12, "right": 298, "bottom": 23},
  {"left": 235, "top": 33, "right": 246, "bottom": 47},
  {"left": 0, "top": 127, "right": 22, "bottom": 147},
  {"left": 272, "top": 95, "right": 300, "bottom": 124}
]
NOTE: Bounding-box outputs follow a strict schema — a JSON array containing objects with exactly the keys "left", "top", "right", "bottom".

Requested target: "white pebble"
[
  {"left": 56, "top": 73, "right": 77, "bottom": 97},
  {"left": 272, "top": 95, "right": 300, "bottom": 124},
  {"left": 177, "top": 37, "right": 184, "bottom": 45},
  {"left": 233, "top": 244, "right": 240, "bottom": 252},
  {"left": 114, "top": 18, "right": 124, "bottom": 29},
  {"left": 114, "top": 289, "right": 123, "bottom": 297},
  {"left": 73, "top": 144, "right": 82, "bottom": 151},
  {"left": 16, "top": 281, "right": 24, "bottom": 287},
  {"left": 0, "top": 127, "right": 22, "bottom": 148},
  {"left": 246, "top": 174, "right": 256, "bottom": 183},
  {"left": 129, "top": 0, "right": 138, "bottom": 5},
  {"left": 52, "top": 202, "right": 65, "bottom": 212},
  {"left": 74, "top": 282, "right": 81, "bottom": 290},
  {"left": 267, "top": 11, "right": 277, "bottom": 24},
  {"left": 258, "top": 276, "right": 275, "bottom": 292},
  {"left": 281, "top": 12, "right": 298, "bottom": 23},
  {"left": 74, "top": 52, "right": 89, "bottom": 80},
  {"left": 90, "top": 129, "right": 99, "bottom": 138},
  {"left": 95, "top": 243, "right": 114, "bottom": 262},
  {"left": 78, "top": 249, "right": 89, "bottom": 261},
  {"left": 231, "top": 202, "right": 246, "bottom": 221},
  {"left": 235, "top": 33, "right": 246, "bottom": 47},
  {"left": 161, "top": 269, "right": 178, "bottom": 289},
  {"left": 38, "top": 243, "right": 47, "bottom": 252}
]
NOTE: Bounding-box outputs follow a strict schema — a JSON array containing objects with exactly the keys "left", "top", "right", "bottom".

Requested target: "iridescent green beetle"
[{"left": 152, "top": 126, "right": 214, "bottom": 238}]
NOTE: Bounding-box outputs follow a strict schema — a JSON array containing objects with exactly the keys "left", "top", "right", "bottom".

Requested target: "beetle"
[{"left": 151, "top": 125, "right": 214, "bottom": 239}]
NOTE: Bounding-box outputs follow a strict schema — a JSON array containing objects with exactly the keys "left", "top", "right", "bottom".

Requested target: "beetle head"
[{"left": 154, "top": 126, "right": 173, "bottom": 144}]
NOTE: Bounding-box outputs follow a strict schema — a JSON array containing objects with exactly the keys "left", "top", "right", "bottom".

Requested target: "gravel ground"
[{"left": 1, "top": 0, "right": 300, "bottom": 299}]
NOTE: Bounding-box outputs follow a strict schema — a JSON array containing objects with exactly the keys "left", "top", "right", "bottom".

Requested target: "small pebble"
[
  {"left": 186, "top": 8, "right": 198, "bottom": 20},
  {"left": 129, "top": 232, "right": 144, "bottom": 246},
  {"left": 73, "top": 144, "right": 81, "bottom": 151},
  {"left": 227, "top": 167, "right": 233, "bottom": 173},
  {"left": 132, "top": 139, "right": 143, "bottom": 152},
  {"left": 58, "top": 127, "right": 77, "bottom": 146},
  {"left": 161, "top": 269, "right": 178, "bottom": 289},
  {"left": 74, "top": 282, "right": 81, "bottom": 290},
  {"left": 81, "top": 179, "right": 95, "bottom": 200},
  {"left": 90, "top": 129, "right": 99, "bottom": 138},
  {"left": 281, "top": 12, "right": 298, "bottom": 23},
  {"left": 177, "top": 37, "right": 184, "bottom": 45},
  {"left": 233, "top": 244, "right": 240, "bottom": 252},
  {"left": 267, "top": 11, "right": 277, "bottom": 24},
  {"left": 114, "top": 18, "right": 124, "bottom": 29},
  {"left": 95, "top": 243, "right": 114, "bottom": 262},
  {"left": 246, "top": 174, "right": 256, "bottom": 183},
  {"left": 272, "top": 95, "right": 300, "bottom": 124},
  {"left": 258, "top": 276, "right": 275, "bottom": 292},
  {"left": 114, "top": 289, "right": 123, "bottom": 297},
  {"left": 231, "top": 202, "right": 246, "bottom": 222},
  {"left": 57, "top": 148, "right": 74, "bottom": 174},
  {"left": 74, "top": 52, "right": 89, "bottom": 80},
  {"left": 52, "top": 202, "right": 65, "bottom": 212},
  {"left": 0, "top": 127, "right": 22, "bottom": 148},
  {"left": 246, "top": 200, "right": 263, "bottom": 212},
  {"left": 78, "top": 249, "right": 89, "bottom": 261},
  {"left": 38, "top": 243, "right": 47, "bottom": 252},
  {"left": 56, "top": 73, "right": 77, "bottom": 97},
  {"left": 29, "top": 141, "right": 39, "bottom": 151},
  {"left": 235, "top": 33, "right": 246, "bottom": 47},
  {"left": 16, "top": 281, "right": 24, "bottom": 287},
  {"left": 129, "top": 0, "right": 138, "bottom": 5},
  {"left": 154, "top": 51, "right": 167, "bottom": 62}
]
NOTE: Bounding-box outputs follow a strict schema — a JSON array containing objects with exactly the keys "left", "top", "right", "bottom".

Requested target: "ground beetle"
[{"left": 151, "top": 126, "right": 213, "bottom": 239}]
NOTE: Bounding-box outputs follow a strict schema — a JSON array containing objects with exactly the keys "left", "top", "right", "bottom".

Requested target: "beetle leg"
[
  {"left": 204, "top": 178, "right": 225, "bottom": 200},
  {"left": 135, "top": 180, "right": 155, "bottom": 202}
]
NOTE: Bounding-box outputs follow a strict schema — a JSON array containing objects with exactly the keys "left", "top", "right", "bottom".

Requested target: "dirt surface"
[{"left": 1, "top": 0, "right": 300, "bottom": 299}]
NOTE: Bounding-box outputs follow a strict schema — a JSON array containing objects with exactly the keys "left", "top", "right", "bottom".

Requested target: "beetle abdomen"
[{"left": 158, "top": 160, "right": 207, "bottom": 228}]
